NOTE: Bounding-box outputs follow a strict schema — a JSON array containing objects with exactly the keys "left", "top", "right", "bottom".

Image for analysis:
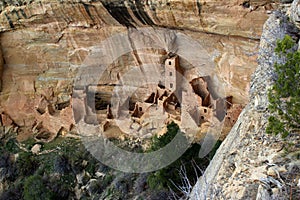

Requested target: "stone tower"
[{"left": 164, "top": 55, "right": 183, "bottom": 92}]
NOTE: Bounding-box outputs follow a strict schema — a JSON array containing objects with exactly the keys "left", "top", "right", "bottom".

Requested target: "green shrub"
[
  {"left": 23, "top": 175, "right": 54, "bottom": 200},
  {"left": 16, "top": 152, "right": 39, "bottom": 176},
  {"left": 267, "top": 35, "right": 300, "bottom": 138},
  {"left": 4, "top": 138, "right": 19, "bottom": 153},
  {"left": 147, "top": 171, "right": 166, "bottom": 190},
  {"left": 149, "top": 122, "right": 179, "bottom": 152}
]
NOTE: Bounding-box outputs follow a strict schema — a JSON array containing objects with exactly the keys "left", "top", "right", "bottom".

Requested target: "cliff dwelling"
[
  {"left": 1, "top": 1, "right": 298, "bottom": 199},
  {"left": 72, "top": 55, "right": 243, "bottom": 141}
]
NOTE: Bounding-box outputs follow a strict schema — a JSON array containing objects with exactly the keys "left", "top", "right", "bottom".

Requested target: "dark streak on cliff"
[
  {"left": 19, "top": 9, "right": 27, "bottom": 19},
  {"left": 11, "top": 9, "right": 21, "bottom": 20},
  {"left": 82, "top": 3, "right": 95, "bottom": 23},
  {"left": 196, "top": 0, "right": 202, "bottom": 16},
  {"left": 4, "top": 13, "right": 14, "bottom": 28},
  {"left": 101, "top": 1, "right": 135, "bottom": 28},
  {"left": 131, "top": 0, "right": 155, "bottom": 26}
]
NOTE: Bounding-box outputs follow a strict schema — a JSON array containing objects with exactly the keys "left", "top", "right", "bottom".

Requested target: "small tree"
[{"left": 267, "top": 35, "right": 300, "bottom": 138}]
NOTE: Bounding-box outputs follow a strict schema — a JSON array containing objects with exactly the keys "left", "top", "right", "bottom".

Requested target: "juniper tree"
[{"left": 267, "top": 35, "right": 300, "bottom": 138}]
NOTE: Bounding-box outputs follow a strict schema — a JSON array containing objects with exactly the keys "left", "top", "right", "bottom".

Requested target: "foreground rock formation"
[
  {"left": 0, "top": 0, "right": 280, "bottom": 140},
  {"left": 190, "top": 3, "right": 300, "bottom": 199}
]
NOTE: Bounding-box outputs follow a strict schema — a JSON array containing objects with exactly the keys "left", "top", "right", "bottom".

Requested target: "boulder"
[
  {"left": 31, "top": 144, "right": 42, "bottom": 154},
  {"left": 291, "top": 0, "right": 300, "bottom": 28}
]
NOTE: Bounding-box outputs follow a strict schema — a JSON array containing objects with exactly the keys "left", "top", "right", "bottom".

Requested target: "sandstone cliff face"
[
  {"left": 0, "top": 0, "right": 277, "bottom": 37},
  {"left": 190, "top": 7, "right": 300, "bottom": 200},
  {"left": 0, "top": 0, "right": 279, "bottom": 138}
]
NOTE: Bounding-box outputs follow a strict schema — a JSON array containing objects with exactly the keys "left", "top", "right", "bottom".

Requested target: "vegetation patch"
[
  {"left": 146, "top": 122, "right": 221, "bottom": 197},
  {"left": 267, "top": 35, "right": 300, "bottom": 138},
  {"left": 0, "top": 122, "right": 222, "bottom": 199}
]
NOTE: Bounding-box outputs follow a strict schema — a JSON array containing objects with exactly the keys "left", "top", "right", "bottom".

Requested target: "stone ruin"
[
  {"left": 72, "top": 55, "right": 243, "bottom": 142},
  {"left": 0, "top": 53, "right": 243, "bottom": 143}
]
